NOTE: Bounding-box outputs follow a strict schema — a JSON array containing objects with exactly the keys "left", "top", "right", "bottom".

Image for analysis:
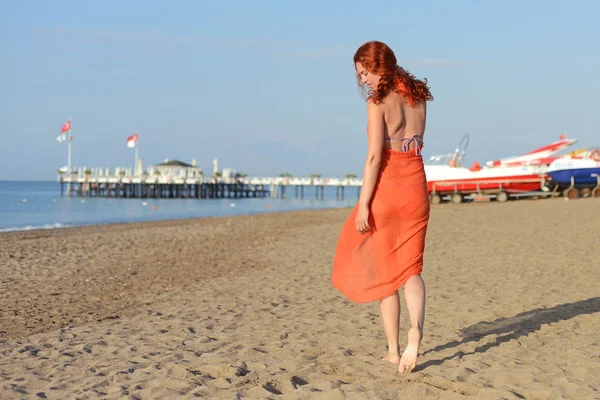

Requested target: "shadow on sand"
[{"left": 417, "top": 297, "right": 600, "bottom": 371}]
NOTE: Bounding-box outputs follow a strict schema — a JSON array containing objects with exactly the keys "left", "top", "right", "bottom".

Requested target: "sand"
[{"left": 1, "top": 199, "right": 599, "bottom": 399}]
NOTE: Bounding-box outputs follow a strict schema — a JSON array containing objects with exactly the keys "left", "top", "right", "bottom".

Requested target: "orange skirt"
[{"left": 331, "top": 148, "right": 430, "bottom": 303}]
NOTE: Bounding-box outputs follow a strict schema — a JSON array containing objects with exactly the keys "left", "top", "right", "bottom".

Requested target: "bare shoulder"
[{"left": 366, "top": 98, "right": 385, "bottom": 115}]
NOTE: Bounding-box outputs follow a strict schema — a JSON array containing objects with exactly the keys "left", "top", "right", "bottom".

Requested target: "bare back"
[{"left": 380, "top": 92, "right": 427, "bottom": 152}]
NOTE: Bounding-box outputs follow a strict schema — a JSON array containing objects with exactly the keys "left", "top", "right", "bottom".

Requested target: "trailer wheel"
[
  {"left": 592, "top": 188, "right": 600, "bottom": 198},
  {"left": 430, "top": 194, "right": 442, "bottom": 204},
  {"left": 450, "top": 193, "right": 463, "bottom": 204},
  {"left": 563, "top": 187, "right": 580, "bottom": 199},
  {"left": 496, "top": 191, "right": 508, "bottom": 203},
  {"left": 543, "top": 180, "right": 557, "bottom": 191},
  {"left": 580, "top": 187, "right": 592, "bottom": 198}
]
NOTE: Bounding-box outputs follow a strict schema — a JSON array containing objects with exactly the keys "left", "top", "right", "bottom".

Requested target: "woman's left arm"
[{"left": 355, "top": 101, "right": 384, "bottom": 234}]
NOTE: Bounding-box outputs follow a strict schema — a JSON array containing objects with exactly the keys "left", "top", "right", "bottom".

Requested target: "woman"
[{"left": 331, "top": 41, "right": 433, "bottom": 374}]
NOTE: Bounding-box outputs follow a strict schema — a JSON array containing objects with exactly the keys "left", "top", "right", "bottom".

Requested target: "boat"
[
  {"left": 485, "top": 134, "right": 577, "bottom": 167},
  {"left": 425, "top": 134, "right": 578, "bottom": 204},
  {"left": 547, "top": 150, "right": 600, "bottom": 198}
]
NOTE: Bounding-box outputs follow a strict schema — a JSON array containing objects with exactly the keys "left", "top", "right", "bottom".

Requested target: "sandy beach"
[{"left": 1, "top": 199, "right": 599, "bottom": 399}]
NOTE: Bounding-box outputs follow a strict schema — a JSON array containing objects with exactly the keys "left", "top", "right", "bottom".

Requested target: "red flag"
[
  {"left": 61, "top": 119, "right": 71, "bottom": 133},
  {"left": 127, "top": 133, "right": 139, "bottom": 148}
]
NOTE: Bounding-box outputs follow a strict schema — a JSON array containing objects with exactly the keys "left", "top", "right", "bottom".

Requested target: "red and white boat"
[
  {"left": 424, "top": 134, "right": 578, "bottom": 203},
  {"left": 485, "top": 134, "right": 577, "bottom": 167}
]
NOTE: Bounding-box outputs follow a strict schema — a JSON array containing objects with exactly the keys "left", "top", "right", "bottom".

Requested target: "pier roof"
[{"left": 152, "top": 160, "right": 195, "bottom": 168}]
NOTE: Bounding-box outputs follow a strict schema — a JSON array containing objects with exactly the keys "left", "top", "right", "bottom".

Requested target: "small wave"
[{"left": 0, "top": 223, "right": 72, "bottom": 233}]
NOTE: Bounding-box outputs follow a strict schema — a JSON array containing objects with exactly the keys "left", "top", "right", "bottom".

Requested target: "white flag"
[{"left": 56, "top": 133, "right": 67, "bottom": 143}]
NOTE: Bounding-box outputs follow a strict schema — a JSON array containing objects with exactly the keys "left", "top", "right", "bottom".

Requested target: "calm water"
[{"left": 0, "top": 181, "right": 358, "bottom": 232}]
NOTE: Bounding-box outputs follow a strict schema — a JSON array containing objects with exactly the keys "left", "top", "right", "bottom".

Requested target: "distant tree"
[
  {"left": 346, "top": 173, "right": 357, "bottom": 179},
  {"left": 279, "top": 172, "right": 293, "bottom": 177},
  {"left": 214, "top": 172, "right": 222, "bottom": 177}
]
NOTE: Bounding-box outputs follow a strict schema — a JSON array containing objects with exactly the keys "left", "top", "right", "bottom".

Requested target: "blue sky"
[{"left": 1, "top": 0, "right": 599, "bottom": 180}]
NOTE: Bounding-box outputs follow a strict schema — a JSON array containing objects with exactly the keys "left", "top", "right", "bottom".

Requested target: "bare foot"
[
  {"left": 398, "top": 327, "right": 422, "bottom": 374},
  {"left": 382, "top": 352, "right": 400, "bottom": 365}
]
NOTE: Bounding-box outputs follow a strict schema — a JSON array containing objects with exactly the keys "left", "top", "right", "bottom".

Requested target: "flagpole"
[
  {"left": 135, "top": 141, "right": 140, "bottom": 197},
  {"left": 67, "top": 117, "right": 72, "bottom": 194}
]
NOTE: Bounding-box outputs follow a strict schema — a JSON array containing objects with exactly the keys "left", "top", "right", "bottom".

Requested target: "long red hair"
[{"left": 354, "top": 41, "right": 433, "bottom": 106}]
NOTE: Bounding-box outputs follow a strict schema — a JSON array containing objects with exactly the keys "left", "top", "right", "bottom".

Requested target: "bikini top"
[{"left": 366, "top": 130, "right": 424, "bottom": 155}]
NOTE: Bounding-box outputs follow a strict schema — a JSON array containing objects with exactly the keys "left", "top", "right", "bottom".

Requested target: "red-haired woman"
[{"left": 331, "top": 41, "right": 433, "bottom": 374}]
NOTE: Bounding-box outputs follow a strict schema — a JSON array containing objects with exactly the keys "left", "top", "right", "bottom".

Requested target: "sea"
[{"left": 0, "top": 181, "right": 358, "bottom": 232}]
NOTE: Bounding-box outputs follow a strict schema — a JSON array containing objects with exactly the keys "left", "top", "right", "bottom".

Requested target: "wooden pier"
[{"left": 58, "top": 173, "right": 363, "bottom": 200}]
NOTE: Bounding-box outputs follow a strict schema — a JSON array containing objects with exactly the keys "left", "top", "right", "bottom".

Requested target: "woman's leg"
[
  {"left": 379, "top": 290, "right": 401, "bottom": 364},
  {"left": 399, "top": 274, "right": 426, "bottom": 373}
]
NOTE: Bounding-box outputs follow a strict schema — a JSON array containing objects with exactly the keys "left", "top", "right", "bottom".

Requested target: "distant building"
[
  {"left": 148, "top": 159, "right": 202, "bottom": 178},
  {"left": 221, "top": 168, "right": 236, "bottom": 179}
]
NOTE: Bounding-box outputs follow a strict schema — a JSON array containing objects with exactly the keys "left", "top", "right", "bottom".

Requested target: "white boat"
[{"left": 424, "top": 134, "right": 577, "bottom": 203}]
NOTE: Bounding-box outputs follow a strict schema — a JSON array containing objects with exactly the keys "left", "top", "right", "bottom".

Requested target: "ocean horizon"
[{"left": 0, "top": 180, "right": 358, "bottom": 232}]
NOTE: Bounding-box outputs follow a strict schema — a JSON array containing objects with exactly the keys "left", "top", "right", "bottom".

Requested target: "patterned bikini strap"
[{"left": 400, "top": 135, "right": 423, "bottom": 156}]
